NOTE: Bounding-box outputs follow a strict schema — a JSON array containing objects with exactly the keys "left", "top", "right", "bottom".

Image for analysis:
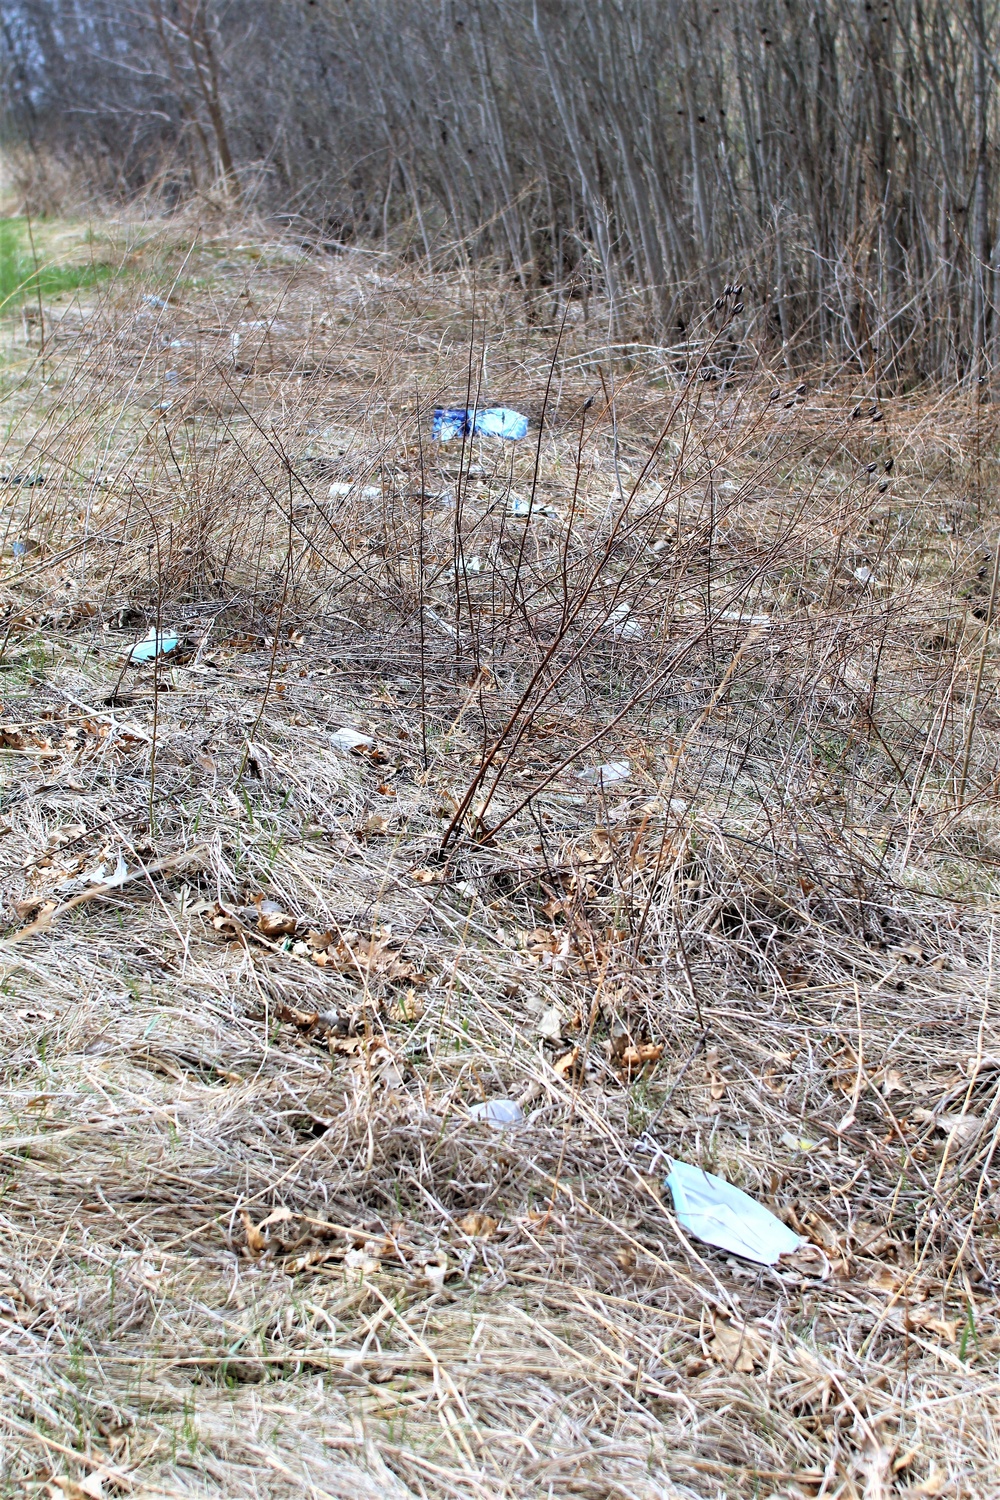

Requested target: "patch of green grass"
[{"left": 0, "top": 218, "right": 110, "bottom": 311}]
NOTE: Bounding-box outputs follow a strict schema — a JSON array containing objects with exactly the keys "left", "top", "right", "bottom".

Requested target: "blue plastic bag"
[
  {"left": 432, "top": 407, "right": 472, "bottom": 441},
  {"left": 432, "top": 406, "right": 528, "bottom": 442}
]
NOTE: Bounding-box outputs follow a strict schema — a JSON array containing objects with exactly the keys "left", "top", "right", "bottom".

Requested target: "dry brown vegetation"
[{"left": 2, "top": 221, "right": 1000, "bottom": 1498}]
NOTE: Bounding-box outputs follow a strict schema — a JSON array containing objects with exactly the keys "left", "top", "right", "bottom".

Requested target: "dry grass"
[{"left": 1, "top": 220, "right": 1000, "bottom": 1499}]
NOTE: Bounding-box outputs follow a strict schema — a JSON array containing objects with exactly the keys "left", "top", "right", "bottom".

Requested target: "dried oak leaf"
[
  {"left": 617, "top": 1041, "right": 664, "bottom": 1076},
  {"left": 901, "top": 1469, "right": 948, "bottom": 1497},
  {"left": 209, "top": 903, "right": 246, "bottom": 938},
  {"left": 276, "top": 1001, "right": 320, "bottom": 1032},
  {"left": 705, "top": 1046, "right": 727, "bottom": 1099},
  {"left": 708, "top": 1317, "right": 766, "bottom": 1373},
  {"left": 255, "top": 896, "right": 296, "bottom": 938},
  {"left": 395, "top": 987, "right": 424, "bottom": 1021},
  {"left": 553, "top": 1046, "right": 584, "bottom": 1082}
]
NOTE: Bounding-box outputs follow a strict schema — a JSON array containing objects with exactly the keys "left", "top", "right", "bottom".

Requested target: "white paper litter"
[{"left": 664, "top": 1158, "right": 803, "bottom": 1265}]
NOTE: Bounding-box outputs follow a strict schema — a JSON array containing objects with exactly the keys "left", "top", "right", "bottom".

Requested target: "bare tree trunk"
[{"left": 970, "top": 0, "right": 992, "bottom": 377}]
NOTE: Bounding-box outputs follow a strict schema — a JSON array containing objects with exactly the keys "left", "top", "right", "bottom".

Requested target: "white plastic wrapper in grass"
[
  {"left": 577, "top": 761, "right": 631, "bottom": 787},
  {"left": 468, "top": 1099, "right": 524, "bottom": 1129},
  {"left": 664, "top": 1159, "right": 803, "bottom": 1265},
  {"left": 328, "top": 481, "right": 382, "bottom": 501},
  {"left": 329, "top": 727, "right": 374, "bottom": 752},
  {"left": 510, "top": 495, "right": 559, "bottom": 519},
  {"left": 608, "top": 603, "right": 645, "bottom": 640}
]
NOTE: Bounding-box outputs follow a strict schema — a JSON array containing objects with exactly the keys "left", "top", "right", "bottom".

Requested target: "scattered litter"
[
  {"left": 510, "top": 494, "right": 559, "bottom": 519},
  {"left": 853, "top": 565, "right": 876, "bottom": 585},
  {"left": 608, "top": 603, "right": 645, "bottom": 640},
  {"left": 329, "top": 727, "right": 374, "bottom": 753},
  {"left": 0, "top": 473, "right": 45, "bottom": 487},
  {"left": 328, "top": 480, "right": 382, "bottom": 501},
  {"left": 577, "top": 760, "right": 631, "bottom": 787},
  {"left": 142, "top": 294, "right": 169, "bottom": 309},
  {"left": 129, "top": 628, "right": 180, "bottom": 664},
  {"left": 664, "top": 1158, "right": 803, "bottom": 1265},
  {"left": 469, "top": 1098, "right": 524, "bottom": 1129},
  {"left": 10, "top": 538, "right": 41, "bottom": 559},
  {"left": 165, "top": 369, "right": 180, "bottom": 384},
  {"left": 433, "top": 406, "right": 529, "bottom": 441}
]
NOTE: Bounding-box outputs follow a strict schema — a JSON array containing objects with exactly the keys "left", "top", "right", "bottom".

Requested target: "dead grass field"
[{"left": 2, "top": 220, "right": 1000, "bottom": 1499}]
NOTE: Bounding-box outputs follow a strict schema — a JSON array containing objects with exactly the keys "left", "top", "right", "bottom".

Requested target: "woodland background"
[{"left": 2, "top": 0, "right": 1000, "bottom": 381}]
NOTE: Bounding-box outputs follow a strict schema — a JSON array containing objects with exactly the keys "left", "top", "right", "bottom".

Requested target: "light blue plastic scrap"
[
  {"left": 474, "top": 407, "right": 528, "bottom": 440},
  {"left": 664, "top": 1158, "right": 803, "bottom": 1265},
  {"left": 129, "top": 629, "right": 181, "bottom": 664}
]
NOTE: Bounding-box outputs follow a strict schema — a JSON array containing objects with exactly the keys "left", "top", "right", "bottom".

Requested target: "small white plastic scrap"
[
  {"left": 608, "top": 603, "right": 645, "bottom": 641},
  {"left": 469, "top": 1099, "right": 524, "bottom": 1129},
  {"left": 509, "top": 495, "right": 559, "bottom": 519},
  {"left": 328, "top": 481, "right": 382, "bottom": 501},
  {"left": 330, "top": 727, "right": 374, "bottom": 752},
  {"left": 577, "top": 761, "right": 631, "bottom": 787},
  {"left": 664, "top": 1159, "right": 803, "bottom": 1265}
]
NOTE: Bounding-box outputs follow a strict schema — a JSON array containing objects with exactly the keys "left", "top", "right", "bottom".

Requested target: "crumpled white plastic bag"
[{"left": 664, "top": 1158, "right": 803, "bottom": 1265}]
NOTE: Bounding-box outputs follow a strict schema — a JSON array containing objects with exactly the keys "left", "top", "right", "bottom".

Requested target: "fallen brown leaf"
[
  {"left": 458, "top": 1212, "right": 497, "bottom": 1238},
  {"left": 255, "top": 896, "right": 296, "bottom": 937},
  {"left": 241, "top": 1209, "right": 266, "bottom": 1256},
  {"left": 906, "top": 1304, "right": 958, "bottom": 1342},
  {"left": 902, "top": 1469, "right": 948, "bottom": 1497},
  {"left": 708, "top": 1317, "right": 766, "bottom": 1373}
]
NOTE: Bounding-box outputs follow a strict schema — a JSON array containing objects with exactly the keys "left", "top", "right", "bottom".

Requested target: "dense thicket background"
[{"left": 2, "top": 0, "right": 999, "bottom": 381}]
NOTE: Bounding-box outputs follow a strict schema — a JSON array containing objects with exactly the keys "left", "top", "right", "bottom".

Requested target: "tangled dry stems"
[{"left": 0, "top": 222, "right": 999, "bottom": 1497}]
